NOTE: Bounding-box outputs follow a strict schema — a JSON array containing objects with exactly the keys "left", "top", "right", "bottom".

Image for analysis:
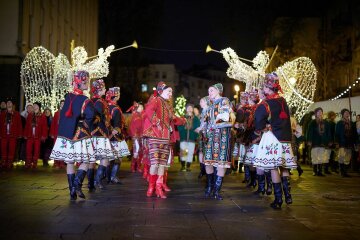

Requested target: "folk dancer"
[
  {"left": 50, "top": 70, "right": 96, "bottom": 200},
  {"left": 253, "top": 73, "right": 297, "bottom": 209}
]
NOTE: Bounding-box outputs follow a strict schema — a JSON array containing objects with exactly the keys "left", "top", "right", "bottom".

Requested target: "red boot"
[
  {"left": 162, "top": 171, "right": 171, "bottom": 192},
  {"left": 155, "top": 175, "right": 167, "bottom": 199},
  {"left": 146, "top": 174, "right": 157, "bottom": 197},
  {"left": 131, "top": 157, "right": 136, "bottom": 173},
  {"left": 136, "top": 156, "right": 142, "bottom": 173},
  {"left": 142, "top": 164, "right": 149, "bottom": 179}
]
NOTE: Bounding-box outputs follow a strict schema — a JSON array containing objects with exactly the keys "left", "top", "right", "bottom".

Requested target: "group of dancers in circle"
[{"left": 49, "top": 70, "right": 297, "bottom": 209}]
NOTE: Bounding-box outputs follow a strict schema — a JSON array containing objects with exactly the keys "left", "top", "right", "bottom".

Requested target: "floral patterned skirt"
[
  {"left": 253, "top": 131, "right": 297, "bottom": 170},
  {"left": 111, "top": 140, "right": 131, "bottom": 159},
  {"left": 244, "top": 144, "right": 258, "bottom": 166},
  {"left": 50, "top": 137, "right": 96, "bottom": 163},
  {"left": 233, "top": 143, "right": 247, "bottom": 163},
  {"left": 92, "top": 136, "right": 115, "bottom": 161},
  {"left": 204, "top": 127, "right": 232, "bottom": 168}
]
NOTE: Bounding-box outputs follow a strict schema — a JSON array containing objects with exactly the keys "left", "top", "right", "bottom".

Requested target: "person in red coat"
[
  {"left": 0, "top": 100, "right": 22, "bottom": 169},
  {"left": 24, "top": 102, "right": 48, "bottom": 169},
  {"left": 127, "top": 101, "right": 144, "bottom": 173},
  {"left": 142, "top": 82, "right": 186, "bottom": 199},
  {"left": 50, "top": 100, "right": 65, "bottom": 169}
]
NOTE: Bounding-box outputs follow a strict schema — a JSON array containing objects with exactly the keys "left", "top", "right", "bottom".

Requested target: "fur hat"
[{"left": 211, "top": 83, "right": 223, "bottom": 94}]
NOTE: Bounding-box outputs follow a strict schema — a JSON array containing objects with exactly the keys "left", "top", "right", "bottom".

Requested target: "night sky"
[{"left": 99, "top": 0, "right": 329, "bottom": 71}]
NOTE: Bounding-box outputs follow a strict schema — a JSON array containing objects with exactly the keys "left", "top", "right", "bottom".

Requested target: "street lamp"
[{"left": 234, "top": 84, "right": 240, "bottom": 104}]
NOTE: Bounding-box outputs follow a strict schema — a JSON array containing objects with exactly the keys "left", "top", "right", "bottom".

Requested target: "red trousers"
[
  {"left": 26, "top": 138, "right": 41, "bottom": 168},
  {"left": 1, "top": 137, "right": 17, "bottom": 167}
]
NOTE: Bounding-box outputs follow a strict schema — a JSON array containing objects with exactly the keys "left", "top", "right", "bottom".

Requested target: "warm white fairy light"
[
  {"left": 221, "top": 47, "right": 317, "bottom": 121},
  {"left": 330, "top": 77, "right": 360, "bottom": 101},
  {"left": 175, "top": 95, "right": 187, "bottom": 117},
  {"left": 221, "top": 48, "right": 261, "bottom": 91},
  {"left": 276, "top": 57, "right": 317, "bottom": 121},
  {"left": 21, "top": 45, "right": 115, "bottom": 113}
]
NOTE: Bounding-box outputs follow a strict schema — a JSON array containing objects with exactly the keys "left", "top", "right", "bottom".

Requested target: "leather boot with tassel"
[
  {"left": 162, "top": 171, "right": 171, "bottom": 192},
  {"left": 213, "top": 175, "right": 224, "bottom": 200},
  {"left": 270, "top": 182, "right": 283, "bottom": 209},
  {"left": 67, "top": 174, "right": 77, "bottom": 200},
  {"left": 87, "top": 168, "right": 96, "bottom": 191},
  {"left": 265, "top": 171, "right": 273, "bottom": 195},
  {"left": 74, "top": 170, "right": 87, "bottom": 199},
  {"left": 204, "top": 173, "right": 214, "bottom": 198},
  {"left": 155, "top": 175, "right": 167, "bottom": 198},
  {"left": 146, "top": 174, "right": 157, "bottom": 197},
  {"left": 242, "top": 165, "right": 250, "bottom": 183},
  {"left": 281, "top": 176, "right": 292, "bottom": 205},
  {"left": 110, "top": 162, "right": 122, "bottom": 184},
  {"left": 254, "top": 174, "right": 265, "bottom": 195},
  {"left": 94, "top": 165, "right": 106, "bottom": 189}
]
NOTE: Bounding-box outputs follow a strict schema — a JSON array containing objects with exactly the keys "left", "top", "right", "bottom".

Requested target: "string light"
[
  {"left": 175, "top": 95, "right": 187, "bottom": 117},
  {"left": 221, "top": 48, "right": 317, "bottom": 121},
  {"left": 330, "top": 77, "right": 360, "bottom": 101},
  {"left": 21, "top": 45, "right": 115, "bottom": 113}
]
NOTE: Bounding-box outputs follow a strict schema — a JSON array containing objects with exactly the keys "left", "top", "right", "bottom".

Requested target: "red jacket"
[
  {"left": 0, "top": 111, "right": 22, "bottom": 138},
  {"left": 24, "top": 112, "right": 48, "bottom": 139},
  {"left": 50, "top": 110, "right": 60, "bottom": 139},
  {"left": 142, "top": 96, "right": 186, "bottom": 140},
  {"left": 129, "top": 111, "right": 143, "bottom": 138}
]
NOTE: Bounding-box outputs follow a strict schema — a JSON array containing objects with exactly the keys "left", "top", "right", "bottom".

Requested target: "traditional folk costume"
[
  {"left": 0, "top": 107, "right": 22, "bottom": 169},
  {"left": 40, "top": 110, "right": 53, "bottom": 167},
  {"left": 127, "top": 101, "right": 144, "bottom": 173},
  {"left": 50, "top": 70, "right": 96, "bottom": 200},
  {"left": 90, "top": 79, "right": 115, "bottom": 189},
  {"left": 143, "top": 82, "right": 186, "bottom": 199},
  {"left": 335, "top": 109, "right": 358, "bottom": 177},
  {"left": 50, "top": 106, "right": 65, "bottom": 169},
  {"left": 204, "top": 83, "right": 233, "bottom": 200},
  {"left": 106, "top": 87, "right": 130, "bottom": 184},
  {"left": 253, "top": 73, "right": 297, "bottom": 209},
  {"left": 232, "top": 92, "right": 250, "bottom": 174},
  {"left": 306, "top": 107, "right": 332, "bottom": 176},
  {"left": 24, "top": 103, "right": 48, "bottom": 169},
  {"left": 197, "top": 96, "right": 211, "bottom": 179},
  {"left": 178, "top": 106, "right": 201, "bottom": 172},
  {"left": 243, "top": 92, "right": 259, "bottom": 189}
]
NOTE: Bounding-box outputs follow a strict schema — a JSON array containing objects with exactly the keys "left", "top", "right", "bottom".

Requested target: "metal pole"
[{"left": 348, "top": 68, "right": 352, "bottom": 122}]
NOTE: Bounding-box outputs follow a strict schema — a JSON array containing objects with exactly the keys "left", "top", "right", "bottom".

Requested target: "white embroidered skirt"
[
  {"left": 92, "top": 136, "right": 115, "bottom": 161},
  {"left": 111, "top": 140, "right": 131, "bottom": 158},
  {"left": 50, "top": 137, "right": 96, "bottom": 163},
  {"left": 253, "top": 131, "right": 297, "bottom": 170},
  {"left": 244, "top": 144, "right": 258, "bottom": 166}
]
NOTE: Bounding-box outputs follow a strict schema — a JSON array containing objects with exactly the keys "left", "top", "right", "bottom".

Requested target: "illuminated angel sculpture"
[
  {"left": 208, "top": 45, "right": 317, "bottom": 121},
  {"left": 21, "top": 41, "right": 137, "bottom": 113}
]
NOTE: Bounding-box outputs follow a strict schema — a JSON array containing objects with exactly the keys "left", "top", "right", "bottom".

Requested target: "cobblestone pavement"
[{"left": 0, "top": 161, "right": 359, "bottom": 240}]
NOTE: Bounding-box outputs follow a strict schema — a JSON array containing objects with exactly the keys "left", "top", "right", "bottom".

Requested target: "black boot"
[
  {"left": 213, "top": 175, "right": 224, "bottom": 200},
  {"left": 238, "top": 163, "right": 243, "bottom": 173},
  {"left": 247, "top": 170, "right": 257, "bottom": 188},
  {"left": 265, "top": 171, "right": 272, "bottom": 195},
  {"left": 270, "top": 183, "right": 283, "bottom": 209},
  {"left": 232, "top": 160, "right": 238, "bottom": 173},
  {"left": 74, "top": 170, "right": 87, "bottom": 199},
  {"left": 180, "top": 161, "right": 186, "bottom": 171},
  {"left": 297, "top": 164, "right": 304, "bottom": 176},
  {"left": 106, "top": 164, "right": 112, "bottom": 184},
  {"left": 317, "top": 164, "right": 325, "bottom": 176},
  {"left": 281, "top": 176, "right": 292, "bottom": 205},
  {"left": 186, "top": 162, "right": 191, "bottom": 172},
  {"left": 67, "top": 174, "right": 77, "bottom": 200},
  {"left": 312, "top": 164, "right": 317, "bottom": 176},
  {"left": 324, "top": 163, "right": 331, "bottom": 174},
  {"left": 95, "top": 165, "right": 106, "bottom": 189},
  {"left": 333, "top": 161, "right": 339, "bottom": 173},
  {"left": 340, "top": 163, "right": 350, "bottom": 177},
  {"left": 87, "top": 168, "right": 96, "bottom": 191},
  {"left": 254, "top": 174, "right": 265, "bottom": 195},
  {"left": 198, "top": 163, "right": 206, "bottom": 179},
  {"left": 205, "top": 173, "right": 214, "bottom": 198},
  {"left": 110, "top": 162, "right": 122, "bottom": 184},
  {"left": 242, "top": 165, "right": 250, "bottom": 183}
]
